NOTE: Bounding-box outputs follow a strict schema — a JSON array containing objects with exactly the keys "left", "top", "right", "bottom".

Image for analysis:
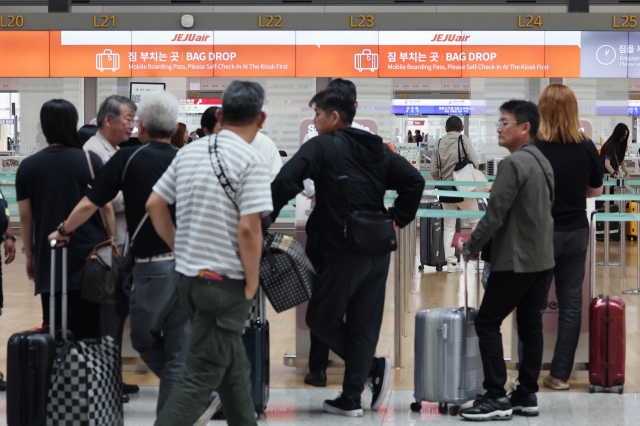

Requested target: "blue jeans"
[
  {"left": 130, "top": 260, "right": 191, "bottom": 414},
  {"left": 544, "top": 228, "right": 589, "bottom": 381}
]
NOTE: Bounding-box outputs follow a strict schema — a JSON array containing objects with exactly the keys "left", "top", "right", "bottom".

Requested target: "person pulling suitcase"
[{"left": 455, "top": 100, "right": 554, "bottom": 421}]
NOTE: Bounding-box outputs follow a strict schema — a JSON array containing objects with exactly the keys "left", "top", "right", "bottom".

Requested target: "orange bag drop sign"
[
  {"left": 296, "top": 31, "right": 380, "bottom": 77},
  {"left": 379, "top": 32, "right": 464, "bottom": 78},
  {"left": 50, "top": 31, "right": 132, "bottom": 77},
  {"left": 131, "top": 31, "right": 214, "bottom": 77},
  {"left": 0, "top": 32, "right": 49, "bottom": 77},
  {"left": 459, "top": 32, "right": 546, "bottom": 78},
  {"left": 213, "top": 31, "right": 295, "bottom": 77}
]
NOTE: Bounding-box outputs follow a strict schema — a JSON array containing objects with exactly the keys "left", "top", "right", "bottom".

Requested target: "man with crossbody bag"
[
  {"left": 49, "top": 91, "right": 189, "bottom": 417},
  {"left": 270, "top": 86, "right": 424, "bottom": 417},
  {"left": 147, "top": 81, "right": 272, "bottom": 426},
  {"left": 430, "top": 116, "right": 480, "bottom": 273}
]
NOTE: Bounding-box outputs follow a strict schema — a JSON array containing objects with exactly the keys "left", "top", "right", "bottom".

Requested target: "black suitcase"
[
  {"left": 6, "top": 246, "right": 63, "bottom": 426},
  {"left": 6, "top": 330, "right": 55, "bottom": 426},
  {"left": 596, "top": 204, "right": 620, "bottom": 242},
  {"left": 419, "top": 202, "right": 447, "bottom": 271},
  {"left": 242, "top": 289, "right": 269, "bottom": 413}
]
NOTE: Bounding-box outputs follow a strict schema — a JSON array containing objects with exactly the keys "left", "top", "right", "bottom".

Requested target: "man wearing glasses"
[{"left": 456, "top": 100, "right": 555, "bottom": 421}]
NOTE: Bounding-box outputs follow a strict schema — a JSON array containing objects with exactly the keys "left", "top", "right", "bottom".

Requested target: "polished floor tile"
[{"left": 2, "top": 387, "right": 635, "bottom": 426}]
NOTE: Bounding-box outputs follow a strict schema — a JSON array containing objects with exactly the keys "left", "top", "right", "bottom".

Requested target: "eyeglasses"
[{"left": 494, "top": 121, "right": 522, "bottom": 129}]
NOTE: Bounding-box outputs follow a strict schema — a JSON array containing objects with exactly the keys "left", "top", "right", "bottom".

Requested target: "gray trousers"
[
  {"left": 543, "top": 228, "right": 589, "bottom": 382},
  {"left": 130, "top": 260, "right": 191, "bottom": 414}
]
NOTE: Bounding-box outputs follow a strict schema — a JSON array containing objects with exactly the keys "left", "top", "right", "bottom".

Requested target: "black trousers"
[
  {"left": 476, "top": 269, "right": 551, "bottom": 397},
  {"left": 41, "top": 290, "right": 101, "bottom": 340},
  {"left": 544, "top": 228, "right": 589, "bottom": 381},
  {"left": 306, "top": 251, "right": 390, "bottom": 401},
  {"left": 309, "top": 332, "right": 330, "bottom": 373}
]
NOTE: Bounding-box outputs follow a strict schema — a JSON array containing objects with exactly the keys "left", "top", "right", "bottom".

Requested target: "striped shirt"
[{"left": 153, "top": 130, "right": 273, "bottom": 279}]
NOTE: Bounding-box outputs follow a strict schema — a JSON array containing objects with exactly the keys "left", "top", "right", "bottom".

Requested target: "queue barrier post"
[
  {"left": 393, "top": 225, "right": 405, "bottom": 369},
  {"left": 623, "top": 188, "right": 640, "bottom": 295}
]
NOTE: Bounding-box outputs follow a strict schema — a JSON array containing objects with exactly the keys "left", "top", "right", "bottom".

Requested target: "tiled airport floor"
[
  {"left": 1, "top": 387, "right": 639, "bottom": 425},
  {"left": 2, "top": 236, "right": 640, "bottom": 424}
]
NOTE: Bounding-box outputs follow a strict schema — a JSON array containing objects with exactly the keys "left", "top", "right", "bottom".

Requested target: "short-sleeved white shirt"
[{"left": 153, "top": 130, "right": 273, "bottom": 279}]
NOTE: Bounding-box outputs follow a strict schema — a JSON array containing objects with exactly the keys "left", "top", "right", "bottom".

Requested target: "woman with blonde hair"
[{"left": 535, "top": 84, "right": 604, "bottom": 391}]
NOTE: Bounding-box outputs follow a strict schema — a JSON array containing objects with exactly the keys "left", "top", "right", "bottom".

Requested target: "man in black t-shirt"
[
  {"left": 48, "top": 92, "right": 189, "bottom": 416},
  {"left": 415, "top": 129, "right": 424, "bottom": 146}
]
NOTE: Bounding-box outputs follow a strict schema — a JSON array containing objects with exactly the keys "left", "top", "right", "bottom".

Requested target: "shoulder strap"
[
  {"left": 521, "top": 149, "right": 554, "bottom": 203},
  {"left": 436, "top": 137, "right": 443, "bottom": 175},
  {"left": 129, "top": 213, "right": 148, "bottom": 246},
  {"left": 121, "top": 143, "right": 151, "bottom": 183},
  {"left": 457, "top": 134, "right": 469, "bottom": 163},
  {"left": 85, "top": 151, "right": 110, "bottom": 238},
  {"left": 332, "top": 135, "right": 350, "bottom": 218},
  {"left": 208, "top": 135, "right": 239, "bottom": 210}
]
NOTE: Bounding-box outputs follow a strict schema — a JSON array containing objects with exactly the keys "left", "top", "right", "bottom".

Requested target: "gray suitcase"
[{"left": 411, "top": 261, "right": 484, "bottom": 415}]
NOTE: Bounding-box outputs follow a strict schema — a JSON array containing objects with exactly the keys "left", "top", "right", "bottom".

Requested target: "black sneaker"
[
  {"left": 459, "top": 394, "right": 512, "bottom": 421},
  {"left": 304, "top": 370, "right": 327, "bottom": 387},
  {"left": 508, "top": 391, "right": 538, "bottom": 417},
  {"left": 367, "top": 356, "right": 390, "bottom": 410},
  {"left": 322, "top": 395, "right": 363, "bottom": 417},
  {"left": 193, "top": 392, "right": 222, "bottom": 426},
  {"left": 123, "top": 383, "right": 140, "bottom": 395}
]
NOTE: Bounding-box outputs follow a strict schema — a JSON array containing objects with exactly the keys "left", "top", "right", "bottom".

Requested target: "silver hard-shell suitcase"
[{"left": 411, "top": 261, "right": 484, "bottom": 415}]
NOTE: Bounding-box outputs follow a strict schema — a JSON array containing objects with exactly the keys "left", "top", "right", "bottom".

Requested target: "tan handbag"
[{"left": 81, "top": 151, "right": 122, "bottom": 304}]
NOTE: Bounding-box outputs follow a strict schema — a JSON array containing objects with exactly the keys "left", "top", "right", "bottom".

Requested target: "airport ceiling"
[{"left": 0, "top": 0, "right": 622, "bottom": 6}]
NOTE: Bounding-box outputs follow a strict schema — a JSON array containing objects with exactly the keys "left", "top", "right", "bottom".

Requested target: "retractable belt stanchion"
[
  {"left": 598, "top": 178, "right": 620, "bottom": 267},
  {"left": 405, "top": 220, "right": 415, "bottom": 315},
  {"left": 620, "top": 179, "right": 627, "bottom": 279},
  {"left": 393, "top": 226, "right": 404, "bottom": 369},
  {"left": 591, "top": 214, "right": 596, "bottom": 300},
  {"left": 623, "top": 187, "right": 640, "bottom": 295}
]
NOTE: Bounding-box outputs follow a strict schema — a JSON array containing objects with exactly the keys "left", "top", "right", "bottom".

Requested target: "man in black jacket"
[{"left": 270, "top": 87, "right": 424, "bottom": 417}]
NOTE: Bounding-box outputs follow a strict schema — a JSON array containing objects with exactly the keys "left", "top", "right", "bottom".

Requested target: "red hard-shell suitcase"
[
  {"left": 6, "top": 244, "right": 66, "bottom": 426},
  {"left": 589, "top": 294, "right": 626, "bottom": 394}
]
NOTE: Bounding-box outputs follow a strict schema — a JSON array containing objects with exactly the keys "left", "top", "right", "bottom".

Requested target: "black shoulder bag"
[
  {"left": 333, "top": 136, "right": 398, "bottom": 254},
  {"left": 208, "top": 135, "right": 315, "bottom": 313},
  {"left": 435, "top": 135, "right": 472, "bottom": 203}
]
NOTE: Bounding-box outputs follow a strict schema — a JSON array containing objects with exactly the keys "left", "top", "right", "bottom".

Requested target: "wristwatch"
[
  {"left": 57, "top": 221, "right": 73, "bottom": 237},
  {"left": 2, "top": 235, "right": 16, "bottom": 242}
]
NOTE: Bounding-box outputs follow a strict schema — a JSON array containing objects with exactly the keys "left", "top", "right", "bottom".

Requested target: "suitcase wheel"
[
  {"left": 418, "top": 265, "right": 424, "bottom": 271},
  {"left": 449, "top": 405, "right": 459, "bottom": 416},
  {"left": 589, "top": 384, "right": 595, "bottom": 394},
  {"left": 618, "top": 385, "right": 624, "bottom": 395},
  {"left": 436, "top": 265, "right": 443, "bottom": 272},
  {"left": 410, "top": 402, "right": 422, "bottom": 412},
  {"left": 438, "top": 403, "right": 447, "bottom": 415}
]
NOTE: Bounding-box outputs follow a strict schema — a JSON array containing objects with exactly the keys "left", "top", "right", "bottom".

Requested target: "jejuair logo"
[
  {"left": 170, "top": 34, "right": 211, "bottom": 42},
  {"left": 430, "top": 34, "right": 470, "bottom": 42}
]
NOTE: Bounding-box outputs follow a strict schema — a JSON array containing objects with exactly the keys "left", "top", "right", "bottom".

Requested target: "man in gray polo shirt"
[
  {"left": 457, "top": 100, "right": 554, "bottom": 421},
  {"left": 148, "top": 80, "right": 272, "bottom": 426}
]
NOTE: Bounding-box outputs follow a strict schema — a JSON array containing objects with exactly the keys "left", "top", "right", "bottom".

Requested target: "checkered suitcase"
[{"left": 45, "top": 243, "right": 124, "bottom": 426}]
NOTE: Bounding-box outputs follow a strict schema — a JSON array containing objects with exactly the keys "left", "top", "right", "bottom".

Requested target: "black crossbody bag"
[{"left": 333, "top": 136, "right": 398, "bottom": 254}]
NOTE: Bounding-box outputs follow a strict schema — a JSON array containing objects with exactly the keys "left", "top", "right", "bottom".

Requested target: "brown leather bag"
[{"left": 81, "top": 151, "right": 122, "bottom": 304}]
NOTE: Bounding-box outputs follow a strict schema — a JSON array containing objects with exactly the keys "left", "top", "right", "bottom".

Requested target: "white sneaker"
[
  {"left": 447, "top": 263, "right": 463, "bottom": 273},
  {"left": 193, "top": 392, "right": 222, "bottom": 426}
]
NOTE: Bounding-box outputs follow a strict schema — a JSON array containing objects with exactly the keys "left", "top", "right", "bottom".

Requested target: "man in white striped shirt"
[{"left": 147, "top": 80, "right": 272, "bottom": 426}]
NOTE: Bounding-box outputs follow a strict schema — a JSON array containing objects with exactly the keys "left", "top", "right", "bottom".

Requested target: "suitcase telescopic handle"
[
  {"left": 463, "top": 260, "right": 469, "bottom": 319},
  {"left": 49, "top": 240, "right": 68, "bottom": 340}
]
